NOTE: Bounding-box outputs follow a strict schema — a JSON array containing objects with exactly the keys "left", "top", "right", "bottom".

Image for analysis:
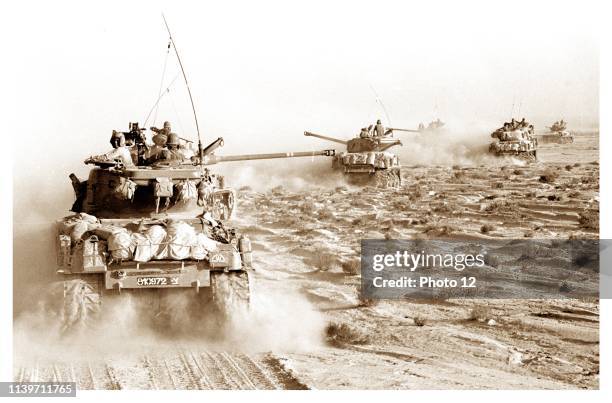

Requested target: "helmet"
[
  {"left": 163, "top": 121, "right": 171, "bottom": 129},
  {"left": 166, "top": 132, "right": 180, "bottom": 146},
  {"left": 377, "top": 119, "right": 382, "bottom": 124},
  {"left": 110, "top": 130, "right": 125, "bottom": 148}
]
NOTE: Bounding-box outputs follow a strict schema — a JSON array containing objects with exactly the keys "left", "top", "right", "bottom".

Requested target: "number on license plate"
[{"left": 136, "top": 277, "right": 179, "bottom": 286}]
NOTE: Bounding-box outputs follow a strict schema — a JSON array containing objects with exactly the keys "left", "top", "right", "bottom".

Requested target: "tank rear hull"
[
  {"left": 538, "top": 133, "right": 574, "bottom": 144},
  {"left": 331, "top": 152, "right": 402, "bottom": 187},
  {"left": 489, "top": 145, "right": 537, "bottom": 161},
  {"left": 489, "top": 137, "right": 538, "bottom": 161},
  {"left": 55, "top": 211, "right": 252, "bottom": 333}
]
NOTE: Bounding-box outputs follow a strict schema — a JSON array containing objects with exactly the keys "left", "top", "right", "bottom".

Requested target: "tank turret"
[{"left": 82, "top": 129, "right": 335, "bottom": 219}]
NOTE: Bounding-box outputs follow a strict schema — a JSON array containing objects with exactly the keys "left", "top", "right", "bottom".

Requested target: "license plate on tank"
[{"left": 136, "top": 277, "right": 179, "bottom": 286}]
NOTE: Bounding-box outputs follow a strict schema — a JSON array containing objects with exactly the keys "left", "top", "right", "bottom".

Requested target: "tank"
[
  {"left": 488, "top": 120, "right": 538, "bottom": 161},
  {"left": 304, "top": 124, "right": 414, "bottom": 187},
  {"left": 57, "top": 127, "right": 335, "bottom": 333},
  {"left": 417, "top": 119, "right": 446, "bottom": 133},
  {"left": 539, "top": 120, "right": 574, "bottom": 144}
]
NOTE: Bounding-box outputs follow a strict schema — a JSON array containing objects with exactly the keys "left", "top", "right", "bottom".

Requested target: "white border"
[{"left": 2, "top": 0, "right": 610, "bottom": 401}]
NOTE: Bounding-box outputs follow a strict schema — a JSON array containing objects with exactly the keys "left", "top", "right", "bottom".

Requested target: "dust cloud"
[
  {"left": 393, "top": 124, "right": 494, "bottom": 167},
  {"left": 14, "top": 275, "right": 325, "bottom": 368}
]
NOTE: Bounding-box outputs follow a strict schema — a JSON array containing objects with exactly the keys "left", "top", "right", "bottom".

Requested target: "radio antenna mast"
[
  {"left": 369, "top": 84, "right": 392, "bottom": 127},
  {"left": 162, "top": 14, "right": 204, "bottom": 161}
]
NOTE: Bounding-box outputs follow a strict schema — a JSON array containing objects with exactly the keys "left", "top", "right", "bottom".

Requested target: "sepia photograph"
[{"left": 2, "top": 0, "right": 608, "bottom": 400}]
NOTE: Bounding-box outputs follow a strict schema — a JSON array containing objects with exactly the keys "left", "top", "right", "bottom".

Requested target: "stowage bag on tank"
[
  {"left": 59, "top": 213, "right": 99, "bottom": 243},
  {"left": 165, "top": 221, "right": 196, "bottom": 260},
  {"left": 154, "top": 177, "right": 173, "bottom": 197},
  {"left": 114, "top": 177, "right": 137, "bottom": 200},
  {"left": 146, "top": 225, "right": 168, "bottom": 259},
  {"left": 190, "top": 233, "right": 219, "bottom": 260},
  {"left": 131, "top": 232, "right": 154, "bottom": 262},
  {"left": 108, "top": 229, "right": 133, "bottom": 260}
]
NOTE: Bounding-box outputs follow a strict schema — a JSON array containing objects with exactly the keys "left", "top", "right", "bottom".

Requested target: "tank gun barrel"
[
  {"left": 304, "top": 131, "right": 348, "bottom": 145},
  {"left": 206, "top": 149, "right": 335, "bottom": 164},
  {"left": 387, "top": 127, "right": 420, "bottom": 133},
  {"left": 378, "top": 139, "right": 402, "bottom": 151}
]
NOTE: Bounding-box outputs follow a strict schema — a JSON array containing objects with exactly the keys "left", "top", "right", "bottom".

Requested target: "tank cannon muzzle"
[
  {"left": 387, "top": 128, "right": 420, "bottom": 133},
  {"left": 303, "top": 131, "right": 348, "bottom": 145}
]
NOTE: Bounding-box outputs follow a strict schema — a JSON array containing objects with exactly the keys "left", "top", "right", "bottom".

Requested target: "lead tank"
[
  {"left": 58, "top": 125, "right": 335, "bottom": 333},
  {"left": 489, "top": 120, "right": 538, "bottom": 161},
  {"left": 304, "top": 124, "right": 416, "bottom": 187}
]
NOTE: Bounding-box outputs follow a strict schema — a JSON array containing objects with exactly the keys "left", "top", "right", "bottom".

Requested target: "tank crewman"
[
  {"left": 164, "top": 133, "right": 185, "bottom": 160},
  {"left": 558, "top": 119, "right": 566, "bottom": 130},
  {"left": 150, "top": 121, "right": 172, "bottom": 147},
  {"left": 359, "top": 127, "right": 370, "bottom": 138},
  {"left": 374, "top": 119, "right": 385, "bottom": 137},
  {"left": 147, "top": 133, "right": 184, "bottom": 163},
  {"left": 100, "top": 131, "right": 135, "bottom": 167}
]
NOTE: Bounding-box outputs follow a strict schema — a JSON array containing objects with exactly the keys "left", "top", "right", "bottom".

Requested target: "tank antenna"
[
  {"left": 143, "top": 74, "right": 179, "bottom": 127},
  {"left": 162, "top": 14, "right": 204, "bottom": 161},
  {"left": 369, "top": 84, "right": 392, "bottom": 127}
]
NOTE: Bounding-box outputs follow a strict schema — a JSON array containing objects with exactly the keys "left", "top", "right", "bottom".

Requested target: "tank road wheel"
[
  {"left": 61, "top": 278, "right": 101, "bottom": 335},
  {"left": 211, "top": 271, "right": 251, "bottom": 320}
]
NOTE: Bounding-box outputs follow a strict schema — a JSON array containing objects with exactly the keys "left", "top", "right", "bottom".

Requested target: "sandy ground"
[{"left": 15, "top": 133, "right": 599, "bottom": 389}]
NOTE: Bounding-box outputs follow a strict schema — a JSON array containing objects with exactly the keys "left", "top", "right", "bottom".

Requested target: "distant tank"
[
  {"left": 58, "top": 124, "right": 334, "bottom": 333},
  {"left": 304, "top": 121, "right": 417, "bottom": 187},
  {"left": 417, "top": 118, "right": 446, "bottom": 133},
  {"left": 539, "top": 120, "right": 574, "bottom": 144},
  {"left": 489, "top": 119, "right": 538, "bottom": 161}
]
